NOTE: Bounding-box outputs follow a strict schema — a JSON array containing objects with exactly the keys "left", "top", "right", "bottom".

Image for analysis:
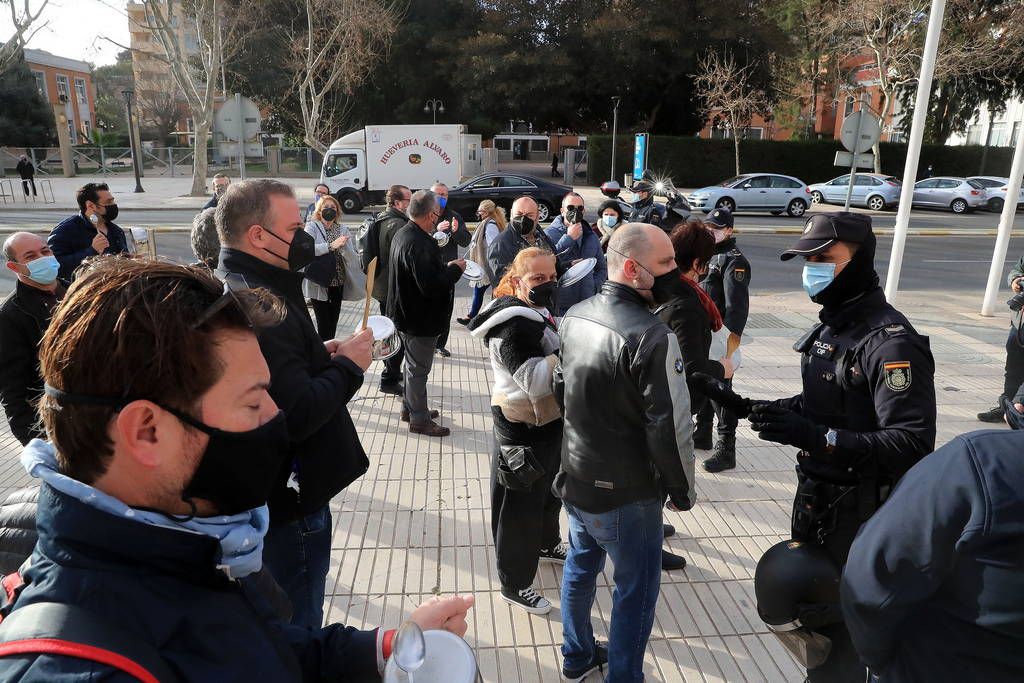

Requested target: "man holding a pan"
[{"left": 215, "top": 179, "right": 374, "bottom": 630}]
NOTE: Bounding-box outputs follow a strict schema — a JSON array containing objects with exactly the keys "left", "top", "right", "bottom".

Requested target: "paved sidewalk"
[{"left": 0, "top": 288, "right": 1010, "bottom": 681}]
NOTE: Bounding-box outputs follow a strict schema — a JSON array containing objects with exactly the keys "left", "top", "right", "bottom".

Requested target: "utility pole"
[{"left": 610, "top": 96, "right": 621, "bottom": 182}]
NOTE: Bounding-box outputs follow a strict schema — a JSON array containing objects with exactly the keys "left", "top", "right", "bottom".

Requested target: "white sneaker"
[{"left": 500, "top": 587, "right": 552, "bottom": 615}]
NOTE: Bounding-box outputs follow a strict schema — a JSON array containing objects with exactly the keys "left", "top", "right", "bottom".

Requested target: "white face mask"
[
  {"left": 602, "top": 215, "right": 619, "bottom": 228},
  {"left": 710, "top": 228, "right": 727, "bottom": 243}
]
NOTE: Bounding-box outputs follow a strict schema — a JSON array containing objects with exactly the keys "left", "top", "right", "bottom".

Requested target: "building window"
[
  {"left": 32, "top": 70, "right": 47, "bottom": 98},
  {"left": 529, "top": 138, "right": 548, "bottom": 153},
  {"left": 56, "top": 74, "right": 70, "bottom": 102},
  {"left": 74, "top": 78, "right": 87, "bottom": 103},
  {"left": 844, "top": 95, "right": 855, "bottom": 117},
  {"left": 742, "top": 127, "right": 763, "bottom": 140},
  {"left": 82, "top": 120, "right": 92, "bottom": 140},
  {"left": 493, "top": 138, "right": 511, "bottom": 151},
  {"left": 1012, "top": 122, "right": 1021, "bottom": 148},
  {"left": 67, "top": 118, "right": 76, "bottom": 144},
  {"left": 990, "top": 122, "right": 1009, "bottom": 147},
  {"left": 711, "top": 127, "right": 730, "bottom": 139},
  {"left": 966, "top": 124, "right": 984, "bottom": 145},
  {"left": 888, "top": 131, "right": 906, "bottom": 144}
]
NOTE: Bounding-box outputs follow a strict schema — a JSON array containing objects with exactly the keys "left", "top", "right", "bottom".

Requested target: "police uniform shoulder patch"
[
  {"left": 883, "top": 361, "right": 912, "bottom": 392},
  {"left": 733, "top": 267, "right": 746, "bottom": 283},
  {"left": 674, "top": 358, "right": 684, "bottom": 374}
]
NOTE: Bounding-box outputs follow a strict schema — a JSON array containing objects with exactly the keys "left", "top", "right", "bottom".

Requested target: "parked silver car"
[
  {"left": 911, "top": 177, "right": 987, "bottom": 214},
  {"left": 808, "top": 173, "right": 901, "bottom": 211},
  {"left": 967, "top": 176, "right": 1024, "bottom": 213},
  {"left": 687, "top": 173, "right": 810, "bottom": 217}
]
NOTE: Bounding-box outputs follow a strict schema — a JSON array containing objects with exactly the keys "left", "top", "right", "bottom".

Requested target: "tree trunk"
[
  {"left": 874, "top": 90, "right": 891, "bottom": 174},
  {"left": 808, "top": 57, "right": 819, "bottom": 139},
  {"left": 191, "top": 117, "right": 211, "bottom": 196},
  {"left": 733, "top": 131, "right": 741, "bottom": 175}
]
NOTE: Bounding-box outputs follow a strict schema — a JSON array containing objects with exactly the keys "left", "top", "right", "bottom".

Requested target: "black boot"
[
  {"left": 703, "top": 436, "right": 736, "bottom": 473},
  {"left": 661, "top": 549, "right": 687, "bottom": 570},
  {"left": 693, "top": 421, "right": 713, "bottom": 450}
]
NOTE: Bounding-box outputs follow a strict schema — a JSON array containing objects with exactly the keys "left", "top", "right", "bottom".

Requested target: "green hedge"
[{"left": 586, "top": 135, "right": 1017, "bottom": 188}]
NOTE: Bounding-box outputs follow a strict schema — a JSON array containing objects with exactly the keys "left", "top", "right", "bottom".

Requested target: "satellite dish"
[{"left": 216, "top": 95, "right": 261, "bottom": 142}]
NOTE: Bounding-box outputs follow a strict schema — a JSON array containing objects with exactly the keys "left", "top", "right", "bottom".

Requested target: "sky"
[{"left": 2, "top": 0, "right": 132, "bottom": 68}]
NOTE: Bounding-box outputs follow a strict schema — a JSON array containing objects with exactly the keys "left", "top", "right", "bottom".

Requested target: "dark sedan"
[{"left": 446, "top": 172, "right": 572, "bottom": 222}]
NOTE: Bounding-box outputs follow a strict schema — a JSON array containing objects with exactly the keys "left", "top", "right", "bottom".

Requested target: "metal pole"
[
  {"left": 236, "top": 93, "right": 247, "bottom": 180},
  {"left": 843, "top": 101, "right": 866, "bottom": 212},
  {"left": 884, "top": 0, "right": 946, "bottom": 302},
  {"left": 169, "top": 147, "right": 174, "bottom": 177},
  {"left": 980, "top": 116, "right": 1024, "bottom": 316},
  {"left": 123, "top": 91, "right": 144, "bottom": 193},
  {"left": 610, "top": 96, "right": 620, "bottom": 183}
]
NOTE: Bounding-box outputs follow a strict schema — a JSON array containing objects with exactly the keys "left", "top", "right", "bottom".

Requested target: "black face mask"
[
  {"left": 526, "top": 280, "right": 558, "bottom": 309},
  {"left": 263, "top": 227, "right": 316, "bottom": 271},
  {"left": 321, "top": 208, "right": 338, "bottom": 222},
  {"left": 103, "top": 204, "right": 119, "bottom": 223},
  {"left": 565, "top": 206, "right": 583, "bottom": 224},
  {"left": 512, "top": 215, "right": 536, "bottom": 236},
  {"left": 649, "top": 267, "right": 681, "bottom": 304},
  {"left": 169, "top": 407, "right": 290, "bottom": 516},
  {"left": 41, "top": 385, "right": 291, "bottom": 518}
]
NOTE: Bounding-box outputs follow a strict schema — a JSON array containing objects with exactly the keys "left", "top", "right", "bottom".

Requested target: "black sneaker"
[
  {"left": 379, "top": 383, "right": 404, "bottom": 396},
  {"left": 562, "top": 642, "right": 609, "bottom": 682},
  {"left": 978, "top": 405, "right": 1005, "bottom": 423},
  {"left": 436, "top": 347, "right": 452, "bottom": 358},
  {"left": 500, "top": 587, "right": 552, "bottom": 615},
  {"left": 539, "top": 542, "right": 569, "bottom": 564}
]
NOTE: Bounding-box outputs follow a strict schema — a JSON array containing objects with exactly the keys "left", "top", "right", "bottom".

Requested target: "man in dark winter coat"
[
  {"left": 488, "top": 196, "right": 561, "bottom": 285},
  {"left": 387, "top": 189, "right": 466, "bottom": 437},
  {"left": 216, "top": 179, "right": 373, "bottom": 630},
  {"left": 430, "top": 182, "right": 471, "bottom": 357},
  {"left": 842, "top": 430, "right": 1024, "bottom": 683},
  {"left": 15, "top": 155, "right": 36, "bottom": 198},
  {"left": 544, "top": 192, "right": 607, "bottom": 316},
  {"left": 47, "top": 182, "right": 129, "bottom": 281},
  {"left": 361, "top": 184, "right": 411, "bottom": 395},
  {"left": 0, "top": 232, "right": 66, "bottom": 445},
  {"left": 0, "top": 257, "right": 473, "bottom": 682}
]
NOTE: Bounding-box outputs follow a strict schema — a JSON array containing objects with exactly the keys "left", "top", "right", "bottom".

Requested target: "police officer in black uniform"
[
  {"left": 696, "top": 208, "right": 750, "bottom": 471},
  {"left": 628, "top": 180, "right": 667, "bottom": 228},
  {"left": 748, "top": 212, "right": 936, "bottom": 683}
]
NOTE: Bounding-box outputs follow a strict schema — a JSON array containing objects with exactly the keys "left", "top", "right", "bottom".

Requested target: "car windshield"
[{"left": 718, "top": 175, "right": 750, "bottom": 187}]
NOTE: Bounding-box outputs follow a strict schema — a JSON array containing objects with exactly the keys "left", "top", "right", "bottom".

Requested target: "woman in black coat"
[{"left": 655, "top": 221, "right": 725, "bottom": 416}]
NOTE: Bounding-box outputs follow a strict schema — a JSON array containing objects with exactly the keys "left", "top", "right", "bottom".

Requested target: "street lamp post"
[
  {"left": 122, "top": 89, "right": 145, "bottom": 193},
  {"left": 610, "top": 96, "right": 621, "bottom": 182},
  {"left": 424, "top": 99, "right": 445, "bottom": 125}
]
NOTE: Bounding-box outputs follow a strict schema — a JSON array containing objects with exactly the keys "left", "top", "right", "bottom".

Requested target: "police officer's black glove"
[
  {"left": 749, "top": 403, "right": 826, "bottom": 452},
  {"left": 690, "top": 372, "right": 755, "bottom": 419}
]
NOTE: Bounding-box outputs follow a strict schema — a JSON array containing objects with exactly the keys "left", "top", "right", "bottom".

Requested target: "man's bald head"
[
  {"left": 607, "top": 223, "right": 676, "bottom": 301},
  {"left": 3, "top": 231, "right": 46, "bottom": 263},
  {"left": 511, "top": 196, "right": 538, "bottom": 219}
]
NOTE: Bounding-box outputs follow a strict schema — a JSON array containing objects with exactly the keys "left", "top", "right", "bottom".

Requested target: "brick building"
[{"left": 24, "top": 48, "right": 96, "bottom": 145}]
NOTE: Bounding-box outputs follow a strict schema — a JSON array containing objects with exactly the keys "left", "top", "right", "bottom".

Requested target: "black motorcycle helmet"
[{"left": 755, "top": 539, "right": 843, "bottom": 668}]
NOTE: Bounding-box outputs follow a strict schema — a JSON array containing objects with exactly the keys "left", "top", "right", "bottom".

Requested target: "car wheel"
[
  {"left": 989, "top": 197, "right": 1005, "bottom": 213},
  {"left": 339, "top": 192, "right": 363, "bottom": 214},
  {"left": 715, "top": 197, "right": 735, "bottom": 212},
  {"left": 810, "top": 190, "right": 824, "bottom": 204},
  {"left": 786, "top": 199, "right": 808, "bottom": 217},
  {"left": 866, "top": 195, "right": 886, "bottom": 211},
  {"left": 536, "top": 201, "right": 553, "bottom": 222},
  {"left": 950, "top": 198, "right": 968, "bottom": 214}
]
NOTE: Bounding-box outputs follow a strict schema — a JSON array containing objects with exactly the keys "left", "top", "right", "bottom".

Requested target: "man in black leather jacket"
[{"left": 553, "top": 223, "right": 696, "bottom": 683}]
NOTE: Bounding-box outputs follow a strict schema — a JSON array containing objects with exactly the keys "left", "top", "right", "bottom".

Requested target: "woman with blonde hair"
[
  {"left": 457, "top": 199, "right": 507, "bottom": 325},
  {"left": 303, "top": 193, "right": 352, "bottom": 340},
  {"left": 468, "top": 247, "right": 566, "bottom": 615}
]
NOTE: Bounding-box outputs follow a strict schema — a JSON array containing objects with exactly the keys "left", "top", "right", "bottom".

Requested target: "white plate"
[
  {"left": 415, "top": 630, "right": 478, "bottom": 683},
  {"left": 709, "top": 326, "right": 742, "bottom": 371},
  {"left": 461, "top": 259, "right": 483, "bottom": 281},
  {"left": 433, "top": 231, "right": 450, "bottom": 247},
  {"left": 559, "top": 257, "right": 597, "bottom": 287}
]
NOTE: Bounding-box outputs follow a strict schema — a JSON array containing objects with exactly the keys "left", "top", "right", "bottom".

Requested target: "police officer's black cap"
[
  {"left": 706, "top": 208, "right": 734, "bottom": 229},
  {"left": 780, "top": 212, "right": 873, "bottom": 261},
  {"left": 631, "top": 180, "right": 655, "bottom": 193}
]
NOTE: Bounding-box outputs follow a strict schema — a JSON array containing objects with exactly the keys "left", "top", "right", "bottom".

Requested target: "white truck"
[{"left": 320, "top": 124, "right": 482, "bottom": 213}]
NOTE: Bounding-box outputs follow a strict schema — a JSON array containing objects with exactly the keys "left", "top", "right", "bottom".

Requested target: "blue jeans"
[
  {"left": 468, "top": 283, "right": 490, "bottom": 318},
  {"left": 561, "top": 498, "right": 663, "bottom": 683},
  {"left": 262, "top": 505, "right": 332, "bottom": 630}
]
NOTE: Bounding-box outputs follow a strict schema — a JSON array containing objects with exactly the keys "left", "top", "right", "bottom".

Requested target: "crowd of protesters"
[{"left": 0, "top": 173, "right": 1022, "bottom": 683}]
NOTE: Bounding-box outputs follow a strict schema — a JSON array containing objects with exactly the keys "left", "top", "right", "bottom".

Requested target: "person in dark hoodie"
[
  {"left": 216, "top": 179, "right": 374, "bottom": 630},
  {"left": 840, "top": 429, "right": 1024, "bottom": 683},
  {"left": 468, "top": 247, "right": 566, "bottom": 616},
  {"left": 0, "top": 258, "right": 473, "bottom": 682},
  {"left": 747, "top": 212, "right": 936, "bottom": 683},
  {"left": 544, "top": 192, "right": 607, "bottom": 316}
]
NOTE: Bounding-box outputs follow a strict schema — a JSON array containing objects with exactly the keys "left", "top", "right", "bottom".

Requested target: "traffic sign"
[
  {"left": 834, "top": 151, "right": 875, "bottom": 169},
  {"left": 840, "top": 111, "right": 881, "bottom": 154},
  {"left": 633, "top": 133, "right": 648, "bottom": 181}
]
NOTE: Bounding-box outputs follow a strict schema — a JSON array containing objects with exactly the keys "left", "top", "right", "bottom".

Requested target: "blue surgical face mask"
[
  {"left": 802, "top": 260, "right": 850, "bottom": 298},
  {"left": 602, "top": 215, "right": 618, "bottom": 228},
  {"left": 26, "top": 254, "right": 60, "bottom": 285},
  {"left": 438, "top": 196, "right": 448, "bottom": 210}
]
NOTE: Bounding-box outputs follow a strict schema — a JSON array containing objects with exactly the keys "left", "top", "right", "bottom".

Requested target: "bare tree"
[
  {"left": 136, "top": 88, "right": 186, "bottom": 145},
  {"left": 694, "top": 50, "right": 768, "bottom": 176},
  {"left": 1, "top": 0, "right": 49, "bottom": 72},
  {"left": 821, "top": 0, "right": 1024, "bottom": 171},
  {"left": 286, "top": 0, "right": 403, "bottom": 153}
]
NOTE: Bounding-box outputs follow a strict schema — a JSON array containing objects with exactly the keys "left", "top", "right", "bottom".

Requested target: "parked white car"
[
  {"left": 911, "top": 177, "right": 988, "bottom": 214},
  {"left": 808, "top": 173, "right": 902, "bottom": 211},
  {"left": 687, "top": 173, "right": 811, "bottom": 217},
  {"left": 967, "top": 176, "right": 1024, "bottom": 213}
]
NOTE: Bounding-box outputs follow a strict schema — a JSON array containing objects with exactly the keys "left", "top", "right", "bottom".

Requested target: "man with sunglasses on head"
[
  {"left": 727, "top": 212, "right": 936, "bottom": 683},
  {"left": 48, "top": 182, "right": 129, "bottom": 281},
  {"left": 0, "top": 257, "right": 473, "bottom": 682},
  {"left": 215, "top": 179, "right": 374, "bottom": 630}
]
